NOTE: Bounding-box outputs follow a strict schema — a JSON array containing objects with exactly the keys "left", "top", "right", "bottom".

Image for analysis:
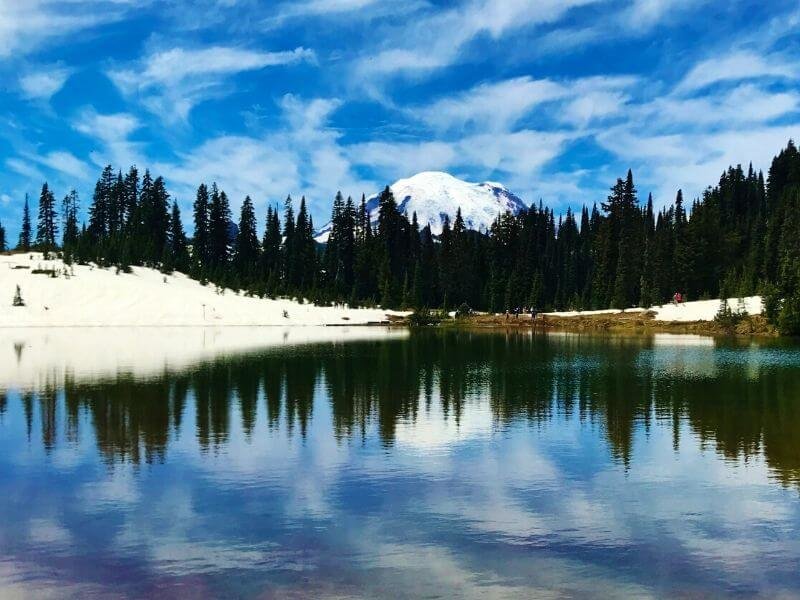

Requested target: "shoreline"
[{"left": 420, "top": 311, "right": 778, "bottom": 337}]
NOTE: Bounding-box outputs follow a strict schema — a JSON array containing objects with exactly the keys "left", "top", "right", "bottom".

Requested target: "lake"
[{"left": 1, "top": 328, "right": 799, "bottom": 598}]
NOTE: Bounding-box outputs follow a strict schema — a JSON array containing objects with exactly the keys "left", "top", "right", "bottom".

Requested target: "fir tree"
[
  {"left": 282, "top": 195, "right": 296, "bottom": 290},
  {"left": 208, "top": 184, "right": 231, "bottom": 274},
  {"left": 168, "top": 201, "right": 190, "bottom": 273},
  {"left": 261, "top": 204, "right": 282, "bottom": 290},
  {"left": 36, "top": 182, "right": 58, "bottom": 258},
  {"left": 234, "top": 195, "right": 260, "bottom": 285},
  {"left": 18, "top": 194, "right": 32, "bottom": 251},
  {"left": 192, "top": 183, "right": 210, "bottom": 275}
]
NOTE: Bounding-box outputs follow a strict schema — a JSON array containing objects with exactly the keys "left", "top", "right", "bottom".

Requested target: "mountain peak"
[{"left": 316, "top": 172, "right": 526, "bottom": 242}]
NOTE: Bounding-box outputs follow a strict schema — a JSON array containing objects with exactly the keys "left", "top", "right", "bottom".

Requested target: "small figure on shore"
[
  {"left": 673, "top": 291, "right": 683, "bottom": 305},
  {"left": 505, "top": 309, "right": 510, "bottom": 321}
]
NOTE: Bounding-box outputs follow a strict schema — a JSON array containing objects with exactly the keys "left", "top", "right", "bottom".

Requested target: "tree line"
[{"left": 3, "top": 140, "right": 800, "bottom": 333}]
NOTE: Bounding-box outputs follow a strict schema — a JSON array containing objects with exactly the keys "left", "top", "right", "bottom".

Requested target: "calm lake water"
[{"left": 1, "top": 329, "right": 800, "bottom": 598}]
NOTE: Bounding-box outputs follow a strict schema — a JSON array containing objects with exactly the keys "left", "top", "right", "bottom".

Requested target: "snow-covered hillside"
[
  {"left": 0, "top": 253, "right": 401, "bottom": 327},
  {"left": 316, "top": 171, "right": 526, "bottom": 242},
  {"left": 545, "top": 296, "right": 763, "bottom": 322}
]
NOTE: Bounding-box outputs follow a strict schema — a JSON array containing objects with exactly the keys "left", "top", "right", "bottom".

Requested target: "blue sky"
[{"left": 1, "top": 0, "right": 799, "bottom": 237}]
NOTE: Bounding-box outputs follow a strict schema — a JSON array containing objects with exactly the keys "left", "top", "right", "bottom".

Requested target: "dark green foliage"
[
  {"left": 234, "top": 196, "right": 260, "bottom": 285},
  {"left": 36, "top": 182, "right": 58, "bottom": 258},
  {"left": 208, "top": 184, "right": 231, "bottom": 275},
  {"left": 62, "top": 190, "right": 80, "bottom": 256},
  {"left": 11, "top": 139, "right": 800, "bottom": 331},
  {"left": 324, "top": 192, "right": 356, "bottom": 298},
  {"left": 408, "top": 307, "right": 442, "bottom": 327},
  {"left": 192, "top": 183, "right": 210, "bottom": 275},
  {"left": 18, "top": 194, "right": 32, "bottom": 251},
  {"left": 168, "top": 201, "right": 190, "bottom": 274},
  {"left": 0, "top": 218, "right": 6, "bottom": 252},
  {"left": 261, "top": 204, "right": 281, "bottom": 294}
]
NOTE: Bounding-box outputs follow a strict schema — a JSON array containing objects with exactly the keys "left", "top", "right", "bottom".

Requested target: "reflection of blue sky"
[{"left": 1, "top": 339, "right": 800, "bottom": 597}]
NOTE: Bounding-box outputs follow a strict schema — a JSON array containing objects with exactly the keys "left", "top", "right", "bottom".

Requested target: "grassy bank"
[{"left": 409, "top": 310, "right": 777, "bottom": 337}]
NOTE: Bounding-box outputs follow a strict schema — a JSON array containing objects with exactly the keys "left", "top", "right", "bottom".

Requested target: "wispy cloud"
[
  {"left": 0, "top": 0, "right": 135, "bottom": 58},
  {"left": 156, "top": 94, "right": 374, "bottom": 218},
  {"left": 414, "top": 75, "right": 636, "bottom": 133},
  {"left": 354, "top": 0, "right": 600, "bottom": 83},
  {"left": 18, "top": 65, "right": 73, "bottom": 100},
  {"left": 109, "top": 46, "right": 316, "bottom": 122},
  {"left": 675, "top": 51, "right": 799, "bottom": 93},
  {"left": 73, "top": 109, "right": 143, "bottom": 168},
  {"left": 30, "top": 150, "right": 93, "bottom": 181}
]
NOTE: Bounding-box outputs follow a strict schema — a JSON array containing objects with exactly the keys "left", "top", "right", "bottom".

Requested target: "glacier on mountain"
[{"left": 315, "top": 171, "right": 526, "bottom": 242}]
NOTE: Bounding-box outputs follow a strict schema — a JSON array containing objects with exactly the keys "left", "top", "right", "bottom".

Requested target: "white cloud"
[
  {"left": 157, "top": 94, "right": 374, "bottom": 220},
  {"left": 625, "top": 0, "right": 709, "bottom": 28},
  {"left": 646, "top": 84, "right": 800, "bottom": 128},
  {"left": 416, "top": 75, "right": 636, "bottom": 133},
  {"left": 354, "top": 0, "right": 600, "bottom": 82},
  {"left": 73, "top": 109, "right": 143, "bottom": 168},
  {"left": 109, "top": 45, "right": 315, "bottom": 122},
  {"left": 596, "top": 125, "right": 799, "bottom": 208},
  {"left": 349, "top": 129, "right": 570, "bottom": 189},
  {"left": 417, "top": 77, "right": 566, "bottom": 132},
  {"left": 29, "top": 151, "right": 93, "bottom": 181},
  {"left": 676, "top": 51, "right": 799, "bottom": 93},
  {"left": 269, "top": 0, "right": 386, "bottom": 20},
  {"left": 347, "top": 141, "right": 458, "bottom": 176},
  {"left": 0, "top": 0, "right": 134, "bottom": 58},
  {"left": 6, "top": 157, "right": 45, "bottom": 181},
  {"left": 18, "top": 66, "right": 72, "bottom": 100}
]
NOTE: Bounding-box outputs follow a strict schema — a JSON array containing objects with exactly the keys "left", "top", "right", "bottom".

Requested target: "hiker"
[
  {"left": 530, "top": 307, "right": 537, "bottom": 320},
  {"left": 673, "top": 291, "right": 683, "bottom": 305},
  {"left": 505, "top": 309, "right": 509, "bottom": 321}
]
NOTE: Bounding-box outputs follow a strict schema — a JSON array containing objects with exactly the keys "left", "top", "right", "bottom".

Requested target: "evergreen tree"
[
  {"left": 88, "top": 165, "right": 115, "bottom": 244},
  {"left": 18, "top": 194, "right": 32, "bottom": 251},
  {"left": 36, "top": 182, "right": 58, "bottom": 258},
  {"left": 0, "top": 218, "right": 6, "bottom": 252},
  {"left": 294, "top": 197, "right": 317, "bottom": 293},
  {"left": 192, "top": 183, "right": 210, "bottom": 275},
  {"left": 168, "top": 201, "right": 190, "bottom": 273},
  {"left": 282, "top": 195, "right": 296, "bottom": 290},
  {"left": 61, "top": 190, "right": 79, "bottom": 263},
  {"left": 234, "top": 196, "right": 260, "bottom": 285},
  {"left": 208, "top": 184, "right": 231, "bottom": 274},
  {"left": 261, "top": 204, "right": 282, "bottom": 294}
]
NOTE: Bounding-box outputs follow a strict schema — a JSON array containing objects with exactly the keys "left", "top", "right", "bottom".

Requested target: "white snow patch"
[
  {"left": 544, "top": 297, "right": 763, "bottom": 322},
  {"left": 0, "top": 253, "right": 404, "bottom": 327},
  {"left": 652, "top": 296, "right": 762, "bottom": 322}
]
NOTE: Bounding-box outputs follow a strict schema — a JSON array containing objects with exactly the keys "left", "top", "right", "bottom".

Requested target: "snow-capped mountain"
[{"left": 315, "top": 171, "right": 527, "bottom": 243}]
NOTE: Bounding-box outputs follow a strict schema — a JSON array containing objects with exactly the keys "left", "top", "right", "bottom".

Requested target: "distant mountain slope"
[{"left": 315, "top": 171, "right": 527, "bottom": 242}]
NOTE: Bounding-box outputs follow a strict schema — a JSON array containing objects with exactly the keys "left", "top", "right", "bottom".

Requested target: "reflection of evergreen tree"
[{"left": 11, "top": 333, "right": 800, "bottom": 488}]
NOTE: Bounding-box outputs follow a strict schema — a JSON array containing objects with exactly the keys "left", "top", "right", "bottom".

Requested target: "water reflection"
[
  {"left": 8, "top": 332, "right": 799, "bottom": 486},
  {"left": 1, "top": 329, "right": 800, "bottom": 598}
]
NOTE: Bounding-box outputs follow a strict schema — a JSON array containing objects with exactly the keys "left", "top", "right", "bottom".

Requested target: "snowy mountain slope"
[{"left": 315, "top": 171, "right": 527, "bottom": 242}]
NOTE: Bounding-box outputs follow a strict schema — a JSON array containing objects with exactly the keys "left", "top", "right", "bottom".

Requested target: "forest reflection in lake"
[{"left": 1, "top": 329, "right": 799, "bottom": 598}]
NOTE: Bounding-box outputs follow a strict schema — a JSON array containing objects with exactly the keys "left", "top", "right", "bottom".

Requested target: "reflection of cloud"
[
  {"left": 28, "top": 518, "right": 72, "bottom": 547},
  {"left": 79, "top": 469, "right": 141, "bottom": 512},
  {"left": 393, "top": 388, "right": 495, "bottom": 451}
]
